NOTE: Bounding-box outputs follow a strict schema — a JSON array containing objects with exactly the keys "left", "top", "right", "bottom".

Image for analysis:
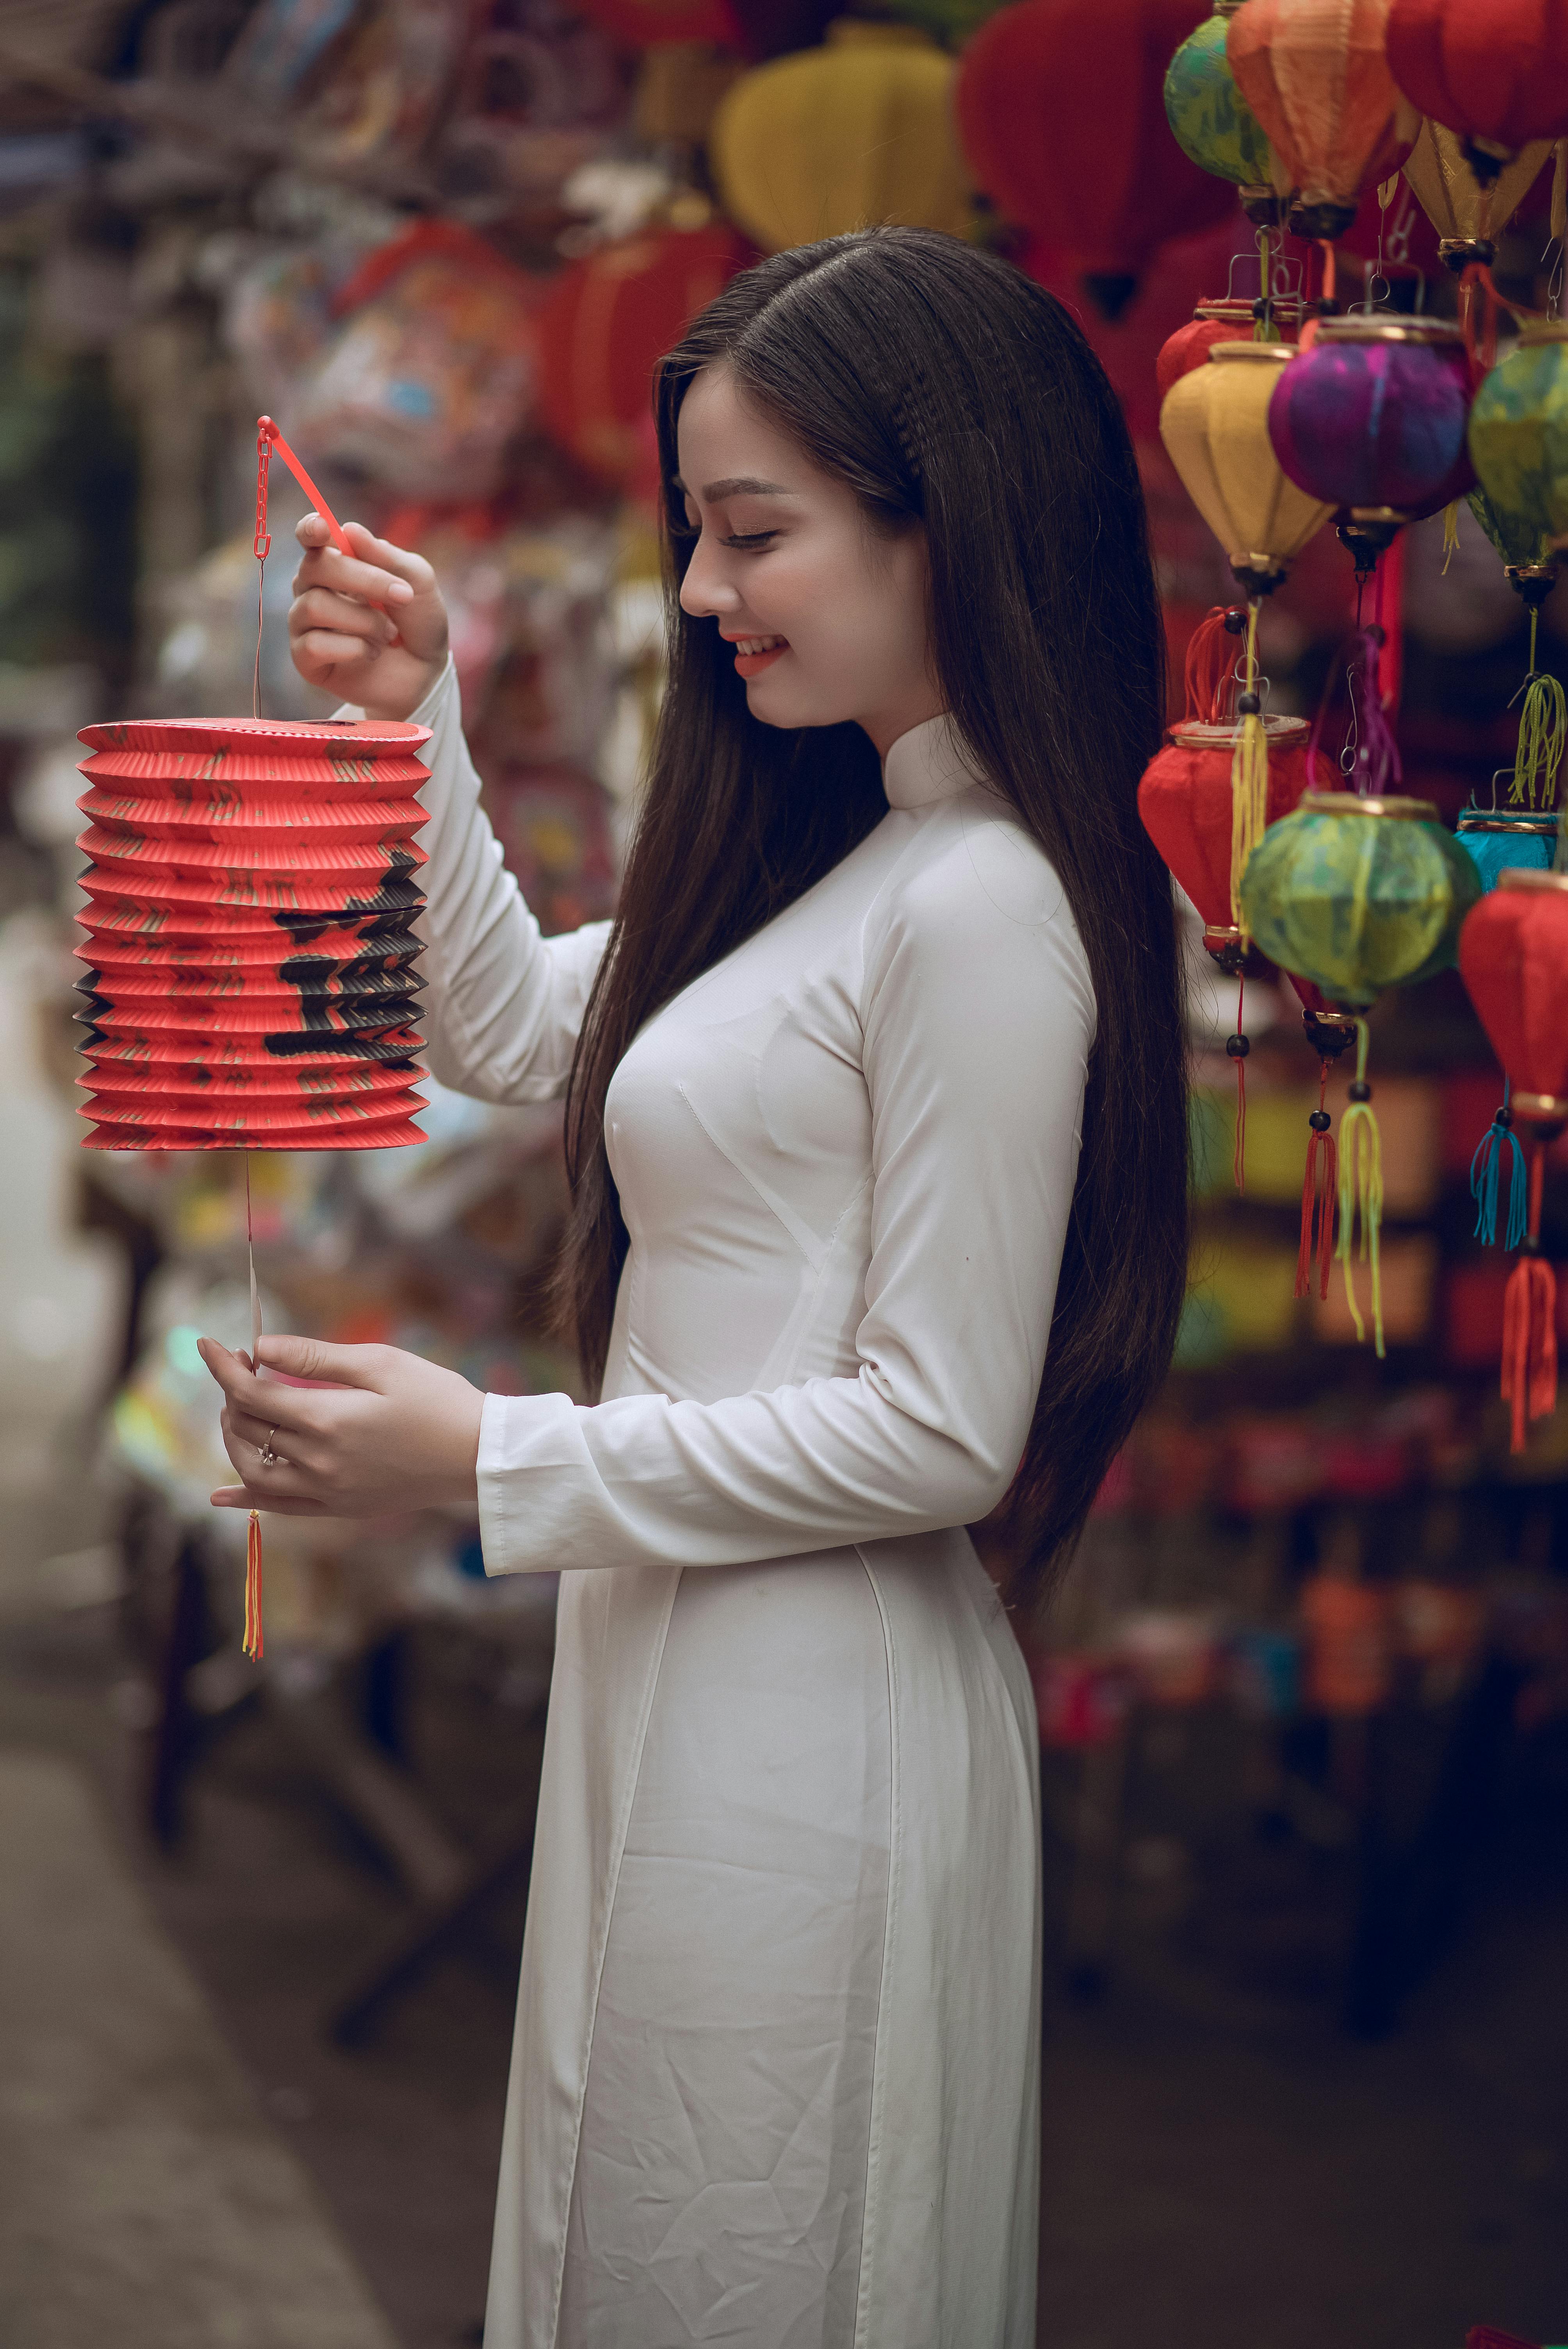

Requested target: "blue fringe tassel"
[{"left": 1471, "top": 1098, "right": 1528, "bottom": 1249}]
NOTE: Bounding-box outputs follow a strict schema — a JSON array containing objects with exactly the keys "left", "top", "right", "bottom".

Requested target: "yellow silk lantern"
[
  {"left": 1159, "top": 340, "right": 1333, "bottom": 590},
  {"left": 1402, "top": 118, "right": 1554, "bottom": 271},
  {"left": 709, "top": 20, "right": 971, "bottom": 255}
]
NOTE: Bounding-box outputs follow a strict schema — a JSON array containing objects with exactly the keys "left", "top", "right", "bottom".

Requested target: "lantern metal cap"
[
  {"left": 1516, "top": 321, "right": 1568, "bottom": 350},
  {"left": 1456, "top": 814, "right": 1559, "bottom": 835},
  {"left": 1312, "top": 317, "right": 1464, "bottom": 349},
  {"left": 1298, "top": 791, "right": 1441, "bottom": 822},
  {"left": 1205, "top": 341, "right": 1295, "bottom": 367},
  {"left": 1170, "top": 716, "right": 1310, "bottom": 748},
  {"left": 1495, "top": 867, "right": 1568, "bottom": 896}
]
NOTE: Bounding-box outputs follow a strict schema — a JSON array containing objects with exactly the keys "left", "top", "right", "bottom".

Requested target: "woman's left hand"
[{"left": 200, "top": 1335, "right": 485, "bottom": 1519}]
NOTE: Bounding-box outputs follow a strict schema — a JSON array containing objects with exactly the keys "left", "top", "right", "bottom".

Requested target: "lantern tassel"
[
  {"left": 1231, "top": 974, "right": 1248, "bottom": 1195},
  {"left": 1184, "top": 604, "right": 1243, "bottom": 724},
  {"left": 1296, "top": 1068, "right": 1337, "bottom": 1301},
  {"left": 1470, "top": 1088, "right": 1528, "bottom": 1249},
  {"left": 1230, "top": 601, "right": 1268, "bottom": 935},
  {"left": 1501, "top": 1144, "right": 1558, "bottom": 1455},
  {"left": 243, "top": 1153, "right": 264, "bottom": 1665},
  {"left": 1509, "top": 620, "right": 1566, "bottom": 811},
  {"left": 1440, "top": 503, "right": 1459, "bottom": 572},
  {"left": 1336, "top": 1019, "right": 1384, "bottom": 1359}
]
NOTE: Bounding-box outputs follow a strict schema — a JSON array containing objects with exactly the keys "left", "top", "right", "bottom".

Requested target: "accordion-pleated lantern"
[{"left": 74, "top": 715, "right": 433, "bottom": 1150}]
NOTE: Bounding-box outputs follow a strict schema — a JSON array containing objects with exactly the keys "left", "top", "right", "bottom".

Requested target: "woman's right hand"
[{"left": 289, "top": 513, "right": 450, "bottom": 722}]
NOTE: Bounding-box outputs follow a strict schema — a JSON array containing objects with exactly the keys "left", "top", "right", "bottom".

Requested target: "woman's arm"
[{"left": 289, "top": 514, "right": 610, "bottom": 1104}]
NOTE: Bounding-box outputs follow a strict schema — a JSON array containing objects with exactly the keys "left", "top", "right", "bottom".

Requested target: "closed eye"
[{"left": 722, "top": 530, "right": 778, "bottom": 549}]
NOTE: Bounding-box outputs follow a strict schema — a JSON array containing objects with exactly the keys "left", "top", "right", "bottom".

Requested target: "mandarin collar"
[{"left": 881, "top": 711, "right": 991, "bottom": 809}]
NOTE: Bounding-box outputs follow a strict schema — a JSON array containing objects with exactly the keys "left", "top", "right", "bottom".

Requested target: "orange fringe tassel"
[
  {"left": 244, "top": 1510, "right": 264, "bottom": 1661},
  {"left": 1296, "top": 1132, "right": 1338, "bottom": 1301},
  {"left": 1502, "top": 1144, "right": 1558, "bottom": 1455}
]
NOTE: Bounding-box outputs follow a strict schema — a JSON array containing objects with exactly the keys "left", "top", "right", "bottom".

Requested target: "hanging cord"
[
  {"left": 1460, "top": 259, "right": 1501, "bottom": 385},
  {"left": 1508, "top": 609, "right": 1568, "bottom": 811},
  {"left": 1336, "top": 1018, "right": 1384, "bottom": 1358},
  {"left": 1296, "top": 1062, "right": 1338, "bottom": 1301},
  {"left": 1229, "top": 600, "right": 1268, "bottom": 934},
  {"left": 252, "top": 424, "right": 271, "bottom": 723},
  {"left": 244, "top": 1157, "right": 264, "bottom": 1662},
  {"left": 1471, "top": 1077, "right": 1529, "bottom": 1249},
  {"left": 1501, "top": 1142, "right": 1558, "bottom": 1454},
  {"left": 1441, "top": 501, "right": 1461, "bottom": 572},
  {"left": 1228, "top": 973, "right": 1249, "bottom": 1194}
]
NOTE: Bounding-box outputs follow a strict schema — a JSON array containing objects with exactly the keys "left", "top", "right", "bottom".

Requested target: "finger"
[
  {"left": 290, "top": 586, "right": 400, "bottom": 645},
  {"left": 198, "top": 1336, "right": 325, "bottom": 1434},
  {"left": 211, "top": 1485, "right": 333, "bottom": 1518},
  {"left": 222, "top": 1403, "right": 323, "bottom": 1472},
  {"left": 294, "top": 515, "right": 421, "bottom": 604},
  {"left": 220, "top": 1416, "right": 319, "bottom": 1497},
  {"left": 291, "top": 629, "right": 386, "bottom": 674},
  {"left": 256, "top": 1333, "right": 389, "bottom": 1391}
]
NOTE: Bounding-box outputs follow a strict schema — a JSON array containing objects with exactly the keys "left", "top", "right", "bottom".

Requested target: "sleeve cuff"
[{"left": 477, "top": 1388, "right": 594, "bottom": 1577}]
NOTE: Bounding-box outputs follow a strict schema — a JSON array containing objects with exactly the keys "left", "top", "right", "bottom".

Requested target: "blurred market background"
[{"left": 0, "top": 2, "right": 1566, "bottom": 2345}]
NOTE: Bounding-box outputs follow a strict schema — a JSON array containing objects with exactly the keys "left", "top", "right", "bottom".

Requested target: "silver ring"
[{"left": 258, "top": 1426, "right": 279, "bottom": 1467}]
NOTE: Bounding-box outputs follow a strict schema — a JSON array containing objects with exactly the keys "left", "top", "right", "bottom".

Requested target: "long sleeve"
[
  {"left": 476, "top": 802, "right": 1096, "bottom": 1574},
  {"left": 360, "top": 657, "right": 611, "bottom": 1103}
]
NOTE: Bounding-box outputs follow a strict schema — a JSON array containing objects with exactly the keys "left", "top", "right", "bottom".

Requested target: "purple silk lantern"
[{"left": 1267, "top": 318, "right": 1476, "bottom": 530}]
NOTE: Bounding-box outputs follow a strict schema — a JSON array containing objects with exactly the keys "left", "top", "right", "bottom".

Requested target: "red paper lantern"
[
  {"left": 536, "top": 223, "right": 754, "bottom": 486},
  {"left": 1155, "top": 300, "right": 1304, "bottom": 405},
  {"left": 1139, "top": 715, "right": 1312, "bottom": 961},
  {"left": 954, "top": 0, "right": 1235, "bottom": 311},
  {"left": 75, "top": 716, "right": 432, "bottom": 1151},
  {"left": 1457, "top": 869, "right": 1568, "bottom": 1447},
  {"left": 1386, "top": 0, "right": 1568, "bottom": 174},
  {"left": 1228, "top": 0, "right": 1416, "bottom": 240}
]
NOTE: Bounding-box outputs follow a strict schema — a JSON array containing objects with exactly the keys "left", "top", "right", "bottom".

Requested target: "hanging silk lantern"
[
  {"left": 1468, "top": 322, "right": 1568, "bottom": 575},
  {"left": 1385, "top": 0, "right": 1568, "bottom": 180},
  {"left": 75, "top": 715, "right": 431, "bottom": 1150},
  {"left": 1227, "top": 0, "right": 1418, "bottom": 240},
  {"left": 955, "top": 0, "right": 1233, "bottom": 317},
  {"left": 1401, "top": 118, "right": 1554, "bottom": 269},
  {"left": 1139, "top": 714, "right": 1313, "bottom": 962},
  {"left": 1458, "top": 870, "right": 1568, "bottom": 1448},
  {"left": 1155, "top": 298, "right": 1301, "bottom": 403},
  {"left": 1164, "top": 0, "right": 1278, "bottom": 214},
  {"left": 709, "top": 23, "right": 971, "bottom": 257},
  {"left": 1242, "top": 793, "right": 1481, "bottom": 1351},
  {"left": 1455, "top": 809, "right": 1559, "bottom": 889},
  {"left": 1161, "top": 341, "right": 1334, "bottom": 590},
  {"left": 537, "top": 222, "right": 753, "bottom": 485},
  {"left": 1266, "top": 317, "right": 1475, "bottom": 538}
]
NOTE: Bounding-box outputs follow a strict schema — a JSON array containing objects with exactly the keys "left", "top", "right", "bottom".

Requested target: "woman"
[{"left": 201, "top": 226, "right": 1188, "bottom": 2348}]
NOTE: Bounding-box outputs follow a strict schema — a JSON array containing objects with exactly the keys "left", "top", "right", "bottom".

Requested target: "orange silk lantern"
[
  {"left": 955, "top": 0, "right": 1234, "bottom": 316},
  {"left": 1227, "top": 0, "right": 1418, "bottom": 239},
  {"left": 537, "top": 223, "right": 754, "bottom": 485},
  {"left": 1458, "top": 869, "right": 1568, "bottom": 1449},
  {"left": 1386, "top": 0, "right": 1568, "bottom": 178}
]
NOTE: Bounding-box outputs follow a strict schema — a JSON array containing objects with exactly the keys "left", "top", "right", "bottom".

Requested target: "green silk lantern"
[
  {"left": 1240, "top": 792, "right": 1482, "bottom": 1356},
  {"left": 1164, "top": 1, "right": 1275, "bottom": 200},
  {"left": 1468, "top": 322, "right": 1568, "bottom": 573}
]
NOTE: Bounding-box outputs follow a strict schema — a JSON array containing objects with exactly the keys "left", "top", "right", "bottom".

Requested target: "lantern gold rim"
[
  {"left": 1297, "top": 791, "right": 1441, "bottom": 822},
  {"left": 1496, "top": 868, "right": 1568, "bottom": 895},
  {"left": 1313, "top": 318, "right": 1464, "bottom": 348},
  {"left": 1456, "top": 816, "right": 1559, "bottom": 834},
  {"left": 1516, "top": 322, "right": 1568, "bottom": 349},
  {"left": 1302, "top": 1005, "right": 1360, "bottom": 1031},
  {"left": 1204, "top": 341, "right": 1295, "bottom": 365},
  {"left": 1170, "top": 716, "right": 1311, "bottom": 747}
]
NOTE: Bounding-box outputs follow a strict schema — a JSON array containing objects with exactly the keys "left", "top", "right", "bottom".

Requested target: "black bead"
[
  {"left": 1496, "top": 1105, "right": 1513, "bottom": 1128},
  {"left": 1227, "top": 1034, "right": 1250, "bottom": 1059},
  {"left": 1237, "top": 691, "right": 1261, "bottom": 715},
  {"left": 1309, "top": 1110, "right": 1331, "bottom": 1132},
  {"left": 1223, "top": 608, "right": 1247, "bottom": 635},
  {"left": 1348, "top": 1080, "right": 1372, "bottom": 1102}
]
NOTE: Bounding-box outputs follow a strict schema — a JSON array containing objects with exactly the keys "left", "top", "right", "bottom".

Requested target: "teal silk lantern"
[
  {"left": 1164, "top": 1, "right": 1274, "bottom": 192},
  {"left": 1455, "top": 810, "right": 1558, "bottom": 891}
]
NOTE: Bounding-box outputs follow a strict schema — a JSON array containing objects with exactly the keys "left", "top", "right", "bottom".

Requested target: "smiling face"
[{"left": 674, "top": 364, "right": 944, "bottom": 759}]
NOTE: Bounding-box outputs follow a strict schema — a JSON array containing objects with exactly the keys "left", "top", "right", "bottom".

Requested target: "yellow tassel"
[
  {"left": 1441, "top": 501, "right": 1460, "bottom": 572},
  {"left": 1336, "top": 1019, "right": 1384, "bottom": 1360},
  {"left": 1229, "top": 602, "right": 1269, "bottom": 938},
  {"left": 244, "top": 1511, "right": 264, "bottom": 1661},
  {"left": 1511, "top": 618, "right": 1566, "bottom": 810}
]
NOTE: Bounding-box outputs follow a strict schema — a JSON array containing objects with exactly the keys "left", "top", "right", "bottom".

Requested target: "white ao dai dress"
[{"left": 396, "top": 660, "right": 1095, "bottom": 2349}]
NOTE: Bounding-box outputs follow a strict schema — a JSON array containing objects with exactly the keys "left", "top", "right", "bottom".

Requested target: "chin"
[{"left": 745, "top": 675, "right": 854, "bottom": 733}]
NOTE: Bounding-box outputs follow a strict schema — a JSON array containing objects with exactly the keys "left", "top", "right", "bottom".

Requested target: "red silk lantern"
[
  {"left": 1139, "top": 715, "right": 1312, "bottom": 959},
  {"left": 537, "top": 223, "right": 754, "bottom": 486},
  {"left": 954, "top": 0, "right": 1234, "bottom": 312},
  {"left": 1228, "top": 0, "right": 1417, "bottom": 239},
  {"left": 1458, "top": 869, "right": 1568, "bottom": 1448},
  {"left": 1155, "top": 300, "right": 1303, "bottom": 405},
  {"left": 1386, "top": 0, "right": 1568, "bottom": 176},
  {"left": 75, "top": 716, "right": 432, "bottom": 1151}
]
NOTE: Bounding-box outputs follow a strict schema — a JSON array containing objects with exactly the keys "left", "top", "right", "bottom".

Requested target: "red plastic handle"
[{"left": 257, "top": 416, "right": 355, "bottom": 558}]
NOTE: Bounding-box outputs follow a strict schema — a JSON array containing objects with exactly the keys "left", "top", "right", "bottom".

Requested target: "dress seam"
[{"left": 850, "top": 1548, "right": 900, "bottom": 2349}]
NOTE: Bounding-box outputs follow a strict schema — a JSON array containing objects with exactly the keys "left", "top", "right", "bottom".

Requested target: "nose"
[{"left": 678, "top": 532, "right": 742, "bottom": 622}]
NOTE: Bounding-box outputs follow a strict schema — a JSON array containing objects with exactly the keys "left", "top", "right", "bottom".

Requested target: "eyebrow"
[{"left": 673, "top": 474, "right": 800, "bottom": 502}]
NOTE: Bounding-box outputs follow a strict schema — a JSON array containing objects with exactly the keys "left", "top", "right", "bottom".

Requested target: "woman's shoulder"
[{"left": 879, "top": 785, "right": 1077, "bottom": 946}]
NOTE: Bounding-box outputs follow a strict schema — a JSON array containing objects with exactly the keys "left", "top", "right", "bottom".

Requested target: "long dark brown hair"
[{"left": 555, "top": 225, "right": 1188, "bottom": 1602}]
